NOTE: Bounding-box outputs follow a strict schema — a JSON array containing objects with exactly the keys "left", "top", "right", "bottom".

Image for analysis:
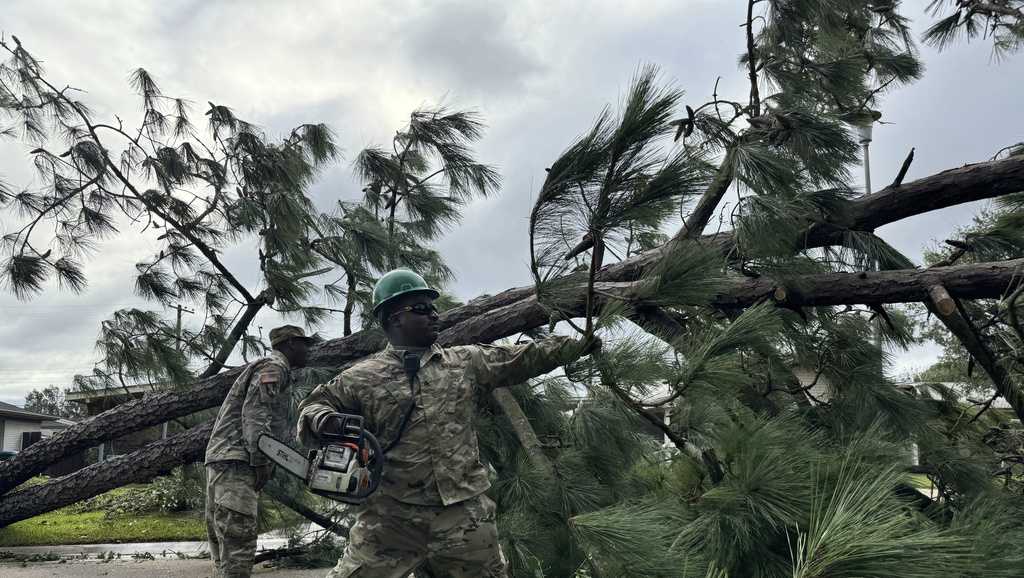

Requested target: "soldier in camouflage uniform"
[
  {"left": 297, "top": 269, "right": 599, "bottom": 578},
  {"left": 205, "top": 325, "right": 317, "bottom": 578}
]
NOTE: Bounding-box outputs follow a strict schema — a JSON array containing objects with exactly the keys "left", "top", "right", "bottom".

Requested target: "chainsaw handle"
[{"left": 319, "top": 413, "right": 365, "bottom": 441}]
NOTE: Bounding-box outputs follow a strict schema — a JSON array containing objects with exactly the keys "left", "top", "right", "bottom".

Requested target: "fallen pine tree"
[{"left": 1, "top": 155, "right": 1022, "bottom": 498}]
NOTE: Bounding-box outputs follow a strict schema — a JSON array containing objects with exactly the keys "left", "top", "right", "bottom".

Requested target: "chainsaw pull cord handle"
[{"left": 381, "top": 350, "right": 421, "bottom": 454}]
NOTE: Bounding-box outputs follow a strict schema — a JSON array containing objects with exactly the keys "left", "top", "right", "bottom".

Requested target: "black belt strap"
[{"left": 382, "top": 351, "right": 421, "bottom": 454}]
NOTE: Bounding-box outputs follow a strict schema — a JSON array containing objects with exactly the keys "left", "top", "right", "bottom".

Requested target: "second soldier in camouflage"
[{"left": 205, "top": 325, "right": 317, "bottom": 578}]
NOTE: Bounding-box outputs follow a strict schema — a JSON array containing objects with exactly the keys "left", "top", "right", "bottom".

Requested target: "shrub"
[{"left": 66, "top": 467, "right": 204, "bottom": 518}]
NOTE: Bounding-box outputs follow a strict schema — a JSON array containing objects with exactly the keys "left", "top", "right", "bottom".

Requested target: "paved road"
[
  {"left": 0, "top": 536, "right": 289, "bottom": 558},
  {"left": 0, "top": 558, "right": 328, "bottom": 576},
  {"left": 0, "top": 526, "right": 344, "bottom": 576}
]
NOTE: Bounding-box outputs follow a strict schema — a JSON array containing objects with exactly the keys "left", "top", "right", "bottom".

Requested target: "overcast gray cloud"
[{"left": 1, "top": 1, "right": 1021, "bottom": 404}]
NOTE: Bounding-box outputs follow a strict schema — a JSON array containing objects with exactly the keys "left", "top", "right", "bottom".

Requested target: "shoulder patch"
[{"left": 257, "top": 365, "right": 283, "bottom": 385}]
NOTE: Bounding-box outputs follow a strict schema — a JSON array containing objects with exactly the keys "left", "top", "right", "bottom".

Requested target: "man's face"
[
  {"left": 388, "top": 292, "right": 440, "bottom": 347},
  {"left": 282, "top": 339, "right": 310, "bottom": 368}
]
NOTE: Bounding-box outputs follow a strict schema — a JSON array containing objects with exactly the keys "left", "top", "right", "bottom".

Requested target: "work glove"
[
  {"left": 318, "top": 412, "right": 362, "bottom": 438},
  {"left": 254, "top": 463, "right": 274, "bottom": 491}
]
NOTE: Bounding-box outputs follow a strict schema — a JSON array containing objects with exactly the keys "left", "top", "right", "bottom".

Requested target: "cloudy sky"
[{"left": 1, "top": 1, "right": 1021, "bottom": 405}]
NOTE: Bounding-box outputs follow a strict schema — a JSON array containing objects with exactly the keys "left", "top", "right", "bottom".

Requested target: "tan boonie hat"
[{"left": 269, "top": 325, "right": 318, "bottom": 347}]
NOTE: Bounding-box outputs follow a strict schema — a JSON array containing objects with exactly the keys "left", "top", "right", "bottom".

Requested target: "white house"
[{"left": 0, "top": 401, "right": 61, "bottom": 452}]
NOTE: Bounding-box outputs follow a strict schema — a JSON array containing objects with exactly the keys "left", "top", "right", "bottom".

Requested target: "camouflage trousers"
[
  {"left": 327, "top": 493, "right": 508, "bottom": 578},
  {"left": 205, "top": 462, "right": 259, "bottom": 578}
]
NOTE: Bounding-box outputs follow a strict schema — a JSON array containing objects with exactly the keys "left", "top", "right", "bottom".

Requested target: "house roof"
[
  {"left": 65, "top": 383, "right": 163, "bottom": 404},
  {"left": 0, "top": 401, "right": 59, "bottom": 421}
]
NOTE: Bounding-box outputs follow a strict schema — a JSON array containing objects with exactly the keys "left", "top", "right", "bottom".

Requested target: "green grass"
[{"left": 0, "top": 510, "right": 206, "bottom": 546}]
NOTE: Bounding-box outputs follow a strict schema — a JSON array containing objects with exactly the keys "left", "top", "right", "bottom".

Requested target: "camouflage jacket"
[
  {"left": 297, "top": 336, "right": 582, "bottom": 506},
  {"left": 205, "top": 350, "right": 292, "bottom": 467}
]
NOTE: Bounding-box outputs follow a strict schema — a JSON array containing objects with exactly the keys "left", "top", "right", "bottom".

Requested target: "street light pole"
[
  {"left": 857, "top": 123, "right": 873, "bottom": 194},
  {"left": 856, "top": 123, "right": 883, "bottom": 349}
]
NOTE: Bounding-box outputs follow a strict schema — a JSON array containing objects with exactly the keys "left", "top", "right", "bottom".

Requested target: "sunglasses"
[{"left": 388, "top": 303, "right": 439, "bottom": 319}]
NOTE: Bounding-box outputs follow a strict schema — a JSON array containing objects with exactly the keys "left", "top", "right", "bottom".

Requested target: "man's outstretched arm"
[{"left": 468, "top": 335, "right": 600, "bottom": 391}]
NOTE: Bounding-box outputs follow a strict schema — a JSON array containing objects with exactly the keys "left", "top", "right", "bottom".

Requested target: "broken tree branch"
[
  {"left": 490, "top": 387, "right": 556, "bottom": 480},
  {"left": 926, "top": 284, "right": 1024, "bottom": 423},
  {"left": 891, "top": 147, "right": 915, "bottom": 187},
  {"left": 678, "top": 149, "right": 736, "bottom": 240}
]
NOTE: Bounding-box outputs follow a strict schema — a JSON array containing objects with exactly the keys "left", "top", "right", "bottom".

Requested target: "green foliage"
[
  {"left": 23, "top": 385, "right": 84, "bottom": 419},
  {"left": 924, "top": 1, "right": 1024, "bottom": 58},
  {"left": 354, "top": 106, "right": 498, "bottom": 266},
  {"left": 792, "top": 461, "right": 972, "bottom": 578},
  {"left": 0, "top": 37, "right": 347, "bottom": 388},
  {"left": 915, "top": 197, "right": 1024, "bottom": 399},
  {"left": 66, "top": 470, "right": 203, "bottom": 517},
  {"left": 530, "top": 65, "right": 713, "bottom": 299}
]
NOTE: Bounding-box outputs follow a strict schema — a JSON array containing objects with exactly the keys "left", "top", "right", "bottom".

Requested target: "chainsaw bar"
[{"left": 258, "top": 434, "right": 309, "bottom": 480}]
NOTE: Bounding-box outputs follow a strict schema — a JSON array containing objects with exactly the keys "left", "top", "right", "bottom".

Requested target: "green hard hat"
[{"left": 371, "top": 269, "right": 440, "bottom": 315}]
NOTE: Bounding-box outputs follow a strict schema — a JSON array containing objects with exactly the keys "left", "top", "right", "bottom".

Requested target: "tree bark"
[
  {"left": 343, "top": 273, "right": 357, "bottom": 337},
  {"left": 0, "top": 422, "right": 213, "bottom": 527},
  {"left": 705, "top": 257, "right": 1024, "bottom": 309},
  {"left": 1, "top": 155, "right": 1021, "bottom": 496}
]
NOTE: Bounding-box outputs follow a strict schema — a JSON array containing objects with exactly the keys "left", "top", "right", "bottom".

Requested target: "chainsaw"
[{"left": 258, "top": 414, "right": 385, "bottom": 505}]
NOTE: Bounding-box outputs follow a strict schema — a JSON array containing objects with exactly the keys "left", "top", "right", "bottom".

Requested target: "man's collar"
[
  {"left": 384, "top": 342, "right": 443, "bottom": 365},
  {"left": 269, "top": 349, "right": 291, "bottom": 370}
]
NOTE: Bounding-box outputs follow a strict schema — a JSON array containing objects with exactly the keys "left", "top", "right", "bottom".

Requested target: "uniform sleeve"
[
  {"left": 241, "top": 363, "right": 288, "bottom": 466},
  {"left": 296, "top": 373, "right": 361, "bottom": 448},
  {"left": 468, "top": 335, "right": 584, "bottom": 391}
]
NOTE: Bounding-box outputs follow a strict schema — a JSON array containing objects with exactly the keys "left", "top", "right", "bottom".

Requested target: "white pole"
[
  {"left": 862, "top": 141, "right": 872, "bottom": 195},
  {"left": 857, "top": 123, "right": 873, "bottom": 195}
]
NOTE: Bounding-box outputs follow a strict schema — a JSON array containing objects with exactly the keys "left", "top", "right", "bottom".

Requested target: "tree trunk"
[
  {"left": 705, "top": 256, "right": 1024, "bottom": 308},
  {"left": 1, "top": 156, "right": 1021, "bottom": 496},
  {"left": 0, "top": 421, "right": 212, "bottom": 527},
  {"left": 343, "top": 273, "right": 357, "bottom": 337},
  {"left": 200, "top": 296, "right": 268, "bottom": 378},
  {"left": 678, "top": 150, "right": 735, "bottom": 239},
  {"left": 490, "top": 387, "right": 556, "bottom": 480}
]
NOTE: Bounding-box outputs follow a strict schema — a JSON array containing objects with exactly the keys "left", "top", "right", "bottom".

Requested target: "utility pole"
[
  {"left": 166, "top": 303, "right": 194, "bottom": 439},
  {"left": 174, "top": 303, "right": 195, "bottom": 354}
]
